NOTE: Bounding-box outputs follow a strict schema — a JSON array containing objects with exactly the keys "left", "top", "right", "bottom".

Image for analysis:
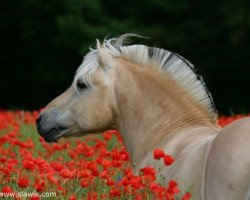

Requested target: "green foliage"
[{"left": 1, "top": 0, "right": 250, "bottom": 114}]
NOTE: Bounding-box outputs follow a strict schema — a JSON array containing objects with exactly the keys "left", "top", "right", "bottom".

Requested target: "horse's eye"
[{"left": 77, "top": 80, "right": 87, "bottom": 90}]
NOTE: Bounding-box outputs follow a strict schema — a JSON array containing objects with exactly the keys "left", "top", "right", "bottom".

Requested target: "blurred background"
[{"left": 1, "top": 0, "right": 250, "bottom": 114}]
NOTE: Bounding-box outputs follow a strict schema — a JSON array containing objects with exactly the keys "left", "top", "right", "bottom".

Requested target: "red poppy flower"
[
  {"left": 69, "top": 195, "right": 77, "bottom": 200},
  {"left": 154, "top": 149, "right": 165, "bottom": 159},
  {"left": 121, "top": 177, "right": 130, "bottom": 187},
  {"left": 2, "top": 186, "right": 13, "bottom": 193},
  {"left": 111, "top": 160, "right": 123, "bottom": 168},
  {"left": 39, "top": 137, "right": 44, "bottom": 143},
  {"left": 2, "top": 167, "right": 12, "bottom": 176},
  {"left": 167, "top": 180, "right": 180, "bottom": 194},
  {"left": 86, "top": 163, "right": 99, "bottom": 176},
  {"left": 119, "top": 150, "right": 129, "bottom": 161},
  {"left": 0, "top": 157, "right": 7, "bottom": 163},
  {"left": 130, "top": 177, "right": 142, "bottom": 189},
  {"left": 111, "top": 150, "right": 120, "bottom": 161},
  {"left": 83, "top": 149, "right": 94, "bottom": 157},
  {"left": 182, "top": 192, "right": 192, "bottom": 200},
  {"left": 60, "top": 169, "right": 74, "bottom": 179},
  {"left": 87, "top": 191, "right": 98, "bottom": 200},
  {"left": 81, "top": 169, "right": 92, "bottom": 178},
  {"left": 135, "top": 194, "right": 143, "bottom": 200},
  {"left": 22, "top": 159, "right": 36, "bottom": 171},
  {"left": 164, "top": 155, "right": 175, "bottom": 166},
  {"left": 47, "top": 173, "right": 59, "bottom": 184},
  {"left": 150, "top": 182, "right": 159, "bottom": 190},
  {"left": 17, "top": 177, "right": 29, "bottom": 188},
  {"left": 100, "top": 170, "right": 109, "bottom": 179},
  {"left": 106, "top": 178, "right": 115, "bottom": 186},
  {"left": 141, "top": 166, "right": 156, "bottom": 181},
  {"left": 110, "top": 187, "right": 121, "bottom": 197},
  {"left": 81, "top": 179, "right": 90, "bottom": 188},
  {"left": 169, "top": 180, "right": 178, "bottom": 189},
  {"left": 34, "top": 179, "right": 45, "bottom": 192},
  {"left": 51, "top": 161, "right": 64, "bottom": 171}
]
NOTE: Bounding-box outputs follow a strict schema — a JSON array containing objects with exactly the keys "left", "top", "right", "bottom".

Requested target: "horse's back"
[{"left": 205, "top": 117, "right": 250, "bottom": 200}]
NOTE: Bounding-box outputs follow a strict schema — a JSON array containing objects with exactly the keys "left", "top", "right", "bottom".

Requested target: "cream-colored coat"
[
  {"left": 39, "top": 36, "right": 250, "bottom": 200},
  {"left": 113, "top": 59, "right": 250, "bottom": 199}
]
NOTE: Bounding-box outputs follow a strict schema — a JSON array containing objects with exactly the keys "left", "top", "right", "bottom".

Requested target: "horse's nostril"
[{"left": 36, "top": 115, "right": 42, "bottom": 125}]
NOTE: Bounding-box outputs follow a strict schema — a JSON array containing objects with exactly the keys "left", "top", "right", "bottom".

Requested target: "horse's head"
[
  {"left": 36, "top": 35, "right": 218, "bottom": 143},
  {"left": 36, "top": 41, "right": 117, "bottom": 142}
]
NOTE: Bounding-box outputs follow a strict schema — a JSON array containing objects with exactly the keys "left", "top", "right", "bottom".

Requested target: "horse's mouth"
[
  {"left": 40, "top": 126, "right": 82, "bottom": 142},
  {"left": 43, "top": 129, "right": 69, "bottom": 143}
]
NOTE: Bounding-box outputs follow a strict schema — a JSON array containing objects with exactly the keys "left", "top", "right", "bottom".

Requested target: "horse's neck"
[{"left": 113, "top": 59, "right": 219, "bottom": 169}]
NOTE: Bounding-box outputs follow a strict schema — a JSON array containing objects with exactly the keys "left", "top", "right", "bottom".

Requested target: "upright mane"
[{"left": 75, "top": 34, "right": 217, "bottom": 121}]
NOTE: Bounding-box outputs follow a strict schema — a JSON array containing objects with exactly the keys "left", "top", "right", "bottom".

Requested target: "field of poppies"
[{"left": 0, "top": 110, "right": 249, "bottom": 200}]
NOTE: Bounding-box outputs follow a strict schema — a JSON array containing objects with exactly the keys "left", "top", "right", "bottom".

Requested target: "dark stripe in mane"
[
  {"left": 163, "top": 52, "right": 174, "bottom": 68},
  {"left": 148, "top": 46, "right": 217, "bottom": 116},
  {"left": 148, "top": 47, "right": 154, "bottom": 58}
]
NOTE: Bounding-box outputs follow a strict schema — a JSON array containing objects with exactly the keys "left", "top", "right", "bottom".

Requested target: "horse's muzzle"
[{"left": 36, "top": 109, "right": 66, "bottom": 142}]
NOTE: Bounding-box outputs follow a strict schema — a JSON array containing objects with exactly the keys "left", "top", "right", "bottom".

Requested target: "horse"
[{"left": 36, "top": 34, "right": 250, "bottom": 200}]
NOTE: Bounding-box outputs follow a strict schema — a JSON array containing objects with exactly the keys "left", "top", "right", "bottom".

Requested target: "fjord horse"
[{"left": 36, "top": 35, "right": 250, "bottom": 199}]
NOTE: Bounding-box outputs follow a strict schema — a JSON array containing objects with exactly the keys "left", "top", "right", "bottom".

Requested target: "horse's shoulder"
[
  {"left": 215, "top": 117, "right": 250, "bottom": 147},
  {"left": 221, "top": 117, "right": 250, "bottom": 134},
  {"left": 205, "top": 118, "right": 250, "bottom": 200}
]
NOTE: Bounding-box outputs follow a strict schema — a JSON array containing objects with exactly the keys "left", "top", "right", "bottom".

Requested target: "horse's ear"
[{"left": 96, "top": 39, "right": 113, "bottom": 68}]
